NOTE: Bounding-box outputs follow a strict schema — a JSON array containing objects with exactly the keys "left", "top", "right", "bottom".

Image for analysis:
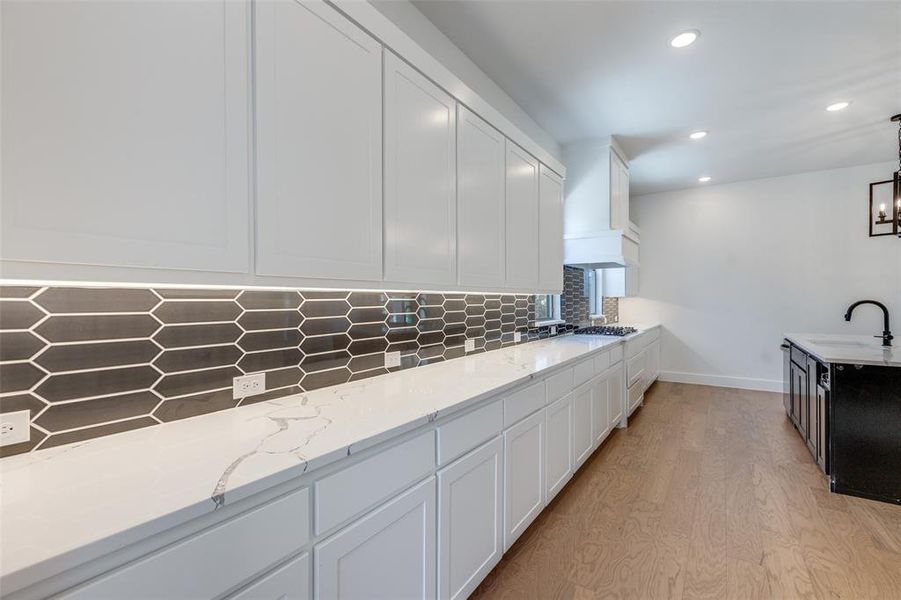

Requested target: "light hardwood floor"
[{"left": 471, "top": 382, "right": 901, "bottom": 600}]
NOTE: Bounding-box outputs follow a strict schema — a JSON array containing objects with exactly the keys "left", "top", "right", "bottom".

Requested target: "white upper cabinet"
[
  {"left": 457, "top": 106, "right": 506, "bottom": 288},
  {"left": 0, "top": 0, "right": 251, "bottom": 273},
  {"left": 538, "top": 166, "right": 564, "bottom": 292},
  {"left": 609, "top": 151, "right": 630, "bottom": 232},
  {"left": 384, "top": 52, "right": 457, "bottom": 286},
  {"left": 254, "top": 0, "right": 382, "bottom": 281},
  {"left": 504, "top": 141, "right": 540, "bottom": 288}
]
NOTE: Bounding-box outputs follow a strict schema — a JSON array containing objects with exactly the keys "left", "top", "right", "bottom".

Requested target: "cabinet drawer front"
[
  {"left": 791, "top": 346, "right": 808, "bottom": 368},
  {"left": 62, "top": 489, "right": 310, "bottom": 600},
  {"left": 573, "top": 358, "right": 594, "bottom": 389},
  {"left": 314, "top": 478, "right": 436, "bottom": 600},
  {"left": 626, "top": 352, "right": 646, "bottom": 387},
  {"left": 503, "top": 380, "right": 545, "bottom": 427},
  {"left": 609, "top": 345, "right": 624, "bottom": 365},
  {"left": 315, "top": 431, "right": 435, "bottom": 535},
  {"left": 229, "top": 552, "right": 309, "bottom": 600},
  {"left": 546, "top": 368, "right": 573, "bottom": 404},
  {"left": 438, "top": 399, "right": 503, "bottom": 465},
  {"left": 594, "top": 351, "right": 611, "bottom": 375}
]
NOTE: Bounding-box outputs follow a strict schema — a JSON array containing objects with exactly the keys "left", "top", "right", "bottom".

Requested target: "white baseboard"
[{"left": 659, "top": 370, "right": 782, "bottom": 393}]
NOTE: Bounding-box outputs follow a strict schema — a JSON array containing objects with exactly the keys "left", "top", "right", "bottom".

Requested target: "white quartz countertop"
[
  {"left": 785, "top": 333, "right": 901, "bottom": 367},
  {"left": 0, "top": 325, "right": 658, "bottom": 594}
]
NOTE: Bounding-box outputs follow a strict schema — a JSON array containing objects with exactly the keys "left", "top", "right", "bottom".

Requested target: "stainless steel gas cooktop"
[{"left": 573, "top": 325, "right": 638, "bottom": 337}]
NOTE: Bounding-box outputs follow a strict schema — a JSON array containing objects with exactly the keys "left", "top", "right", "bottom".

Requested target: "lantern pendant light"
[{"left": 869, "top": 114, "right": 901, "bottom": 237}]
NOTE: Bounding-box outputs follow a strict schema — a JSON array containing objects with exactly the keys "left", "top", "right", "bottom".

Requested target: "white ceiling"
[{"left": 411, "top": 1, "right": 901, "bottom": 195}]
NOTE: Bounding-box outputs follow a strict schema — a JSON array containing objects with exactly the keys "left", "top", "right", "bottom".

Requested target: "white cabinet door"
[
  {"left": 545, "top": 393, "right": 573, "bottom": 502},
  {"left": 503, "top": 409, "right": 545, "bottom": 551},
  {"left": 648, "top": 341, "right": 660, "bottom": 383},
  {"left": 384, "top": 52, "right": 457, "bottom": 286},
  {"left": 438, "top": 437, "right": 503, "bottom": 600},
  {"left": 230, "top": 553, "right": 309, "bottom": 600},
  {"left": 1, "top": 0, "right": 250, "bottom": 273},
  {"left": 315, "top": 477, "right": 436, "bottom": 600},
  {"left": 504, "top": 141, "right": 540, "bottom": 288},
  {"left": 255, "top": 0, "right": 382, "bottom": 281},
  {"left": 608, "top": 367, "right": 624, "bottom": 430},
  {"left": 591, "top": 374, "right": 610, "bottom": 447},
  {"left": 457, "top": 106, "right": 506, "bottom": 288},
  {"left": 609, "top": 151, "right": 630, "bottom": 231},
  {"left": 538, "top": 166, "right": 564, "bottom": 292},
  {"left": 571, "top": 386, "right": 593, "bottom": 469}
]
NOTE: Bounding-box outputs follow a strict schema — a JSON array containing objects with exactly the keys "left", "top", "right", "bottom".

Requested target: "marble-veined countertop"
[
  {"left": 0, "top": 325, "right": 658, "bottom": 595},
  {"left": 784, "top": 333, "right": 900, "bottom": 367}
]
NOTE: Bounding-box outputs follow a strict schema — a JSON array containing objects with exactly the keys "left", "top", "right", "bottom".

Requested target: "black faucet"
[{"left": 844, "top": 300, "right": 893, "bottom": 347}]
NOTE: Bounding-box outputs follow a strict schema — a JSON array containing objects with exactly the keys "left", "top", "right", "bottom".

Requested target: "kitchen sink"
[{"left": 806, "top": 339, "right": 872, "bottom": 348}]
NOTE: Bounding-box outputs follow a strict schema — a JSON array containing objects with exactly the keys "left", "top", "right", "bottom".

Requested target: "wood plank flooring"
[{"left": 470, "top": 382, "right": 901, "bottom": 600}]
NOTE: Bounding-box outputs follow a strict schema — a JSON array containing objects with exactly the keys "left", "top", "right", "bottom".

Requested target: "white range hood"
[
  {"left": 564, "top": 229, "right": 638, "bottom": 269},
  {"left": 562, "top": 139, "right": 639, "bottom": 269}
]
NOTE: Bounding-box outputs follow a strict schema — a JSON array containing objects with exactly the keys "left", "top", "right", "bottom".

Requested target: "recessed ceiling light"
[
  {"left": 698, "top": 176, "right": 712, "bottom": 183},
  {"left": 689, "top": 130, "right": 708, "bottom": 140},
  {"left": 826, "top": 101, "right": 851, "bottom": 112},
  {"left": 670, "top": 30, "right": 699, "bottom": 48}
]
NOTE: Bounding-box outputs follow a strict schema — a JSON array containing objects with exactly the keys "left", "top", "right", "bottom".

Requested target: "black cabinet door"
[
  {"left": 831, "top": 364, "right": 901, "bottom": 504},
  {"left": 782, "top": 344, "right": 792, "bottom": 416},
  {"left": 791, "top": 362, "right": 807, "bottom": 435},
  {"left": 816, "top": 383, "right": 828, "bottom": 473}
]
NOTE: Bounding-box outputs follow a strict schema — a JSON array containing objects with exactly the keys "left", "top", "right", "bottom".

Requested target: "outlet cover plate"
[
  {"left": 233, "top": 373, "right": 266, "bottom": 399},
  {"left": 385, "top": 351, "right": 401, "bottom": 368},
  {"left": 514, "top": 332, "right": 522, "bottom": 343},
  {"left": 464, "top": 339, "right": 475, "bottom": 353},
  {"left": 550, "top": 325, "right": 557, "bottom": 335},
  {"left": 0, "top": 410, "right": 30, "bottom": 446}
]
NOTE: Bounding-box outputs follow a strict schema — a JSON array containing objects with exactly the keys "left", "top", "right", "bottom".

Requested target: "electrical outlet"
[
  {"left": 550, "top": 325, "right": 557, "bottom": 335},
  {"left": 233, "top": 373, "right": 266, "bottom": 399},
  {"left": 0, "top": 410, "right": 31, "bottom": 447},
  {"left": 464, "top": 339, "right": 475, "bottom": 353},
  {"left": 514, "top": 332, "right": 522, "bottom": 343},
  {"left": 385, "top": 351, "right": 401, "bottom": 368}
]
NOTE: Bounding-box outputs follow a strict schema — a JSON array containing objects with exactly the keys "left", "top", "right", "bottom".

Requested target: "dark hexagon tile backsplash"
[{"left": 0, "top": 284, "right": 581, "bottom": 457}]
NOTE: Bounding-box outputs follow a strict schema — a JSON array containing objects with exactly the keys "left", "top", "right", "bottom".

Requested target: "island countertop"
[
  {"left": 0, "top": 325, "right": 658, "bottom": 595},
  {"left": 784, "top": 333, "right": 900, "bottom": 367}
]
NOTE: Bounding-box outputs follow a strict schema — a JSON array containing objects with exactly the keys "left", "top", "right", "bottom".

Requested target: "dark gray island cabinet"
[{"left": 782, "top": 335, "right": 901, "bottom": 505}]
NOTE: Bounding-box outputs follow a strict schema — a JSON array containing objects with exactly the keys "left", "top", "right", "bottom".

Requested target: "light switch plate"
[
  {"left": 0, "top": 410, "right": 31, "bottom": 446},
  {"left": 233, "top": 373, "right": 266, "bottom": 399},
  {"left": 464, "top": 339, "right": 475, "bottom": 353},
  {"left": 514, "top": 332, "right": 522, "bottom": 343},
  {"left": 385, "top": 351, "right": 401, "bottom": 368}
]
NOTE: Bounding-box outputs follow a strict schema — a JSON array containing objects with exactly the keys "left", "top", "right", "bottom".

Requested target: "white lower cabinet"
[
  {"left": 503, "top": 409, "right": 545, "bottom": 551},
  {"left": 591, "top": 375, "right": 610, "bottom": 447},
  {"left": 437, "top": 437, "right": 503, "bottom": 600},
  {"left": 314, "top": 477, "right": 436, "bottom": 600},
  {"left": 608, "top": 367, "right": 625, "bottom": 430},
  {"left": 229, "top": 553, "right": 310, "bottom": 600},
  {"left": 571, "top": 386, "right": 594, "bottom": 469},
  {"left": 545, "top": 394, "right": 573, "bottom": 503},
  {"left": 61, "top": 488, "right": 310, "bottom": 600}
]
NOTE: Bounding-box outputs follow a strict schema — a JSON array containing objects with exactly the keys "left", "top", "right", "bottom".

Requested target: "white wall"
[
  {"left": 368, "top": 0, "right": 562, "bottom": 162},
  {"left": 620, "top": 162, "right": 901, "bottom": 392}
]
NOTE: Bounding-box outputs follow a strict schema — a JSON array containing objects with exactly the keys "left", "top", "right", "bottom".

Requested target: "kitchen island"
[{"left": 782, "top": 333, "right": 900, "bottom": 505}]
